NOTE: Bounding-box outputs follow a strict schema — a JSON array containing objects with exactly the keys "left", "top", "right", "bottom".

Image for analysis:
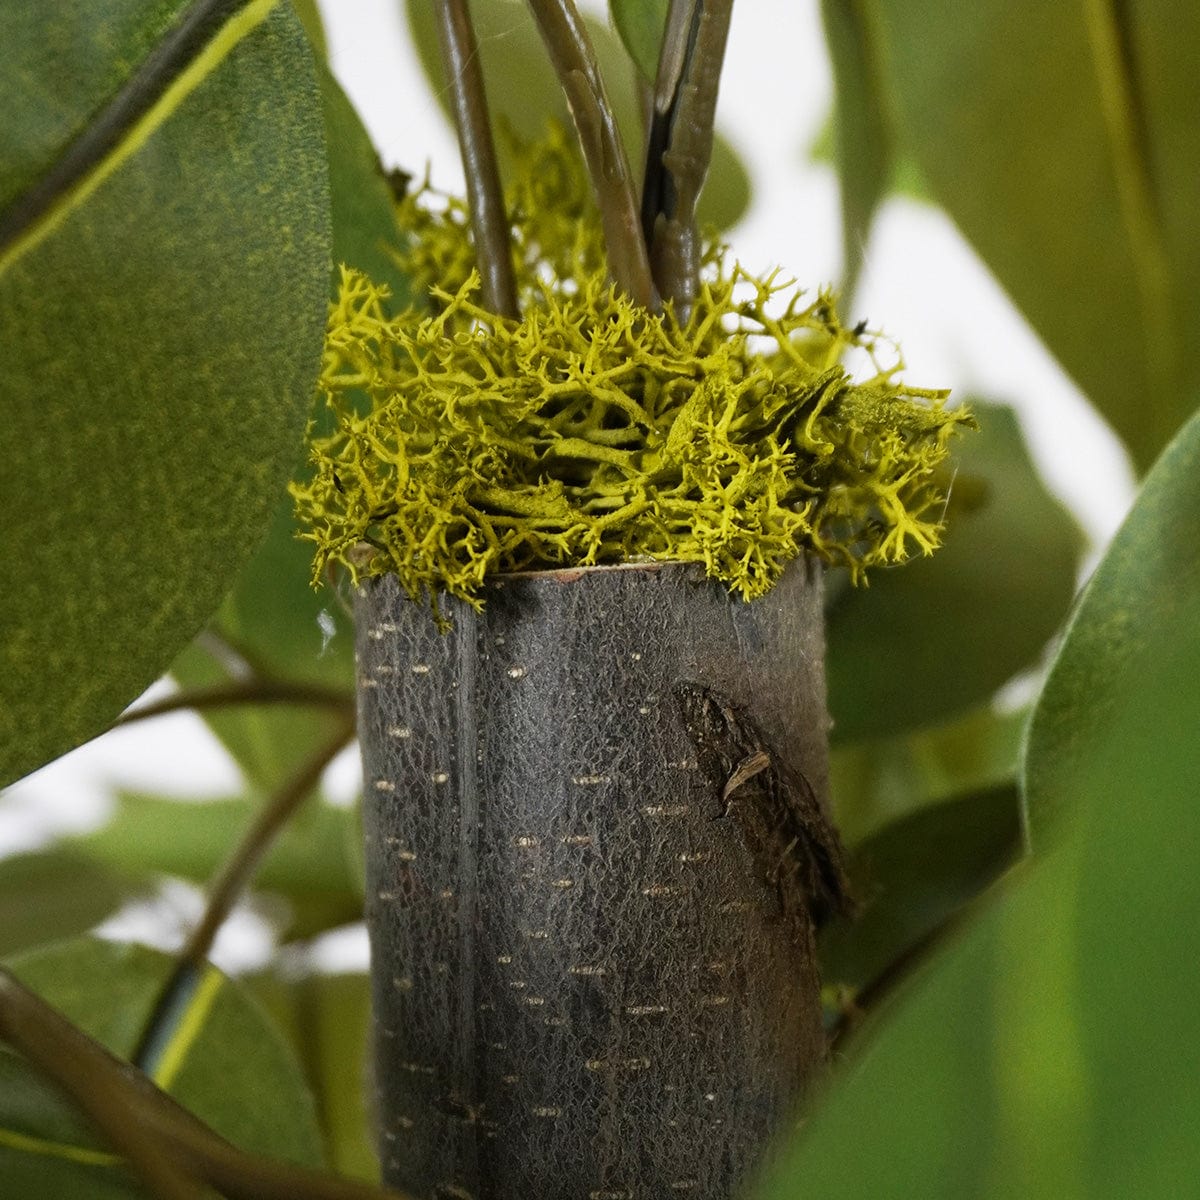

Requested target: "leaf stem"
[
  {"left": 0, "top": 971, "right": 201, "bottom": 1200},
  {"left": 132, "top": 715, "right": 356, "bottom": 1069},
  {"left": 0, "top": 968, "right": 408, "bottom": 1200},
  {"left": 641, "top": 0, "right": 734, "bottom": 316},
  {"left": 525, "top": 0, "right": 658, "bottom": 309},
  {"left": 114, "top": 678, "right": 355, "bottom": 728},
  {"left": 434, "top": 0, "right": 520, "bottom": 319}
]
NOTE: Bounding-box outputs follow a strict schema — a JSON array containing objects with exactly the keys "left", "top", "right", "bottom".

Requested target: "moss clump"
[{"left": 293, "top": 127, "right": 971, "bottom": 610}]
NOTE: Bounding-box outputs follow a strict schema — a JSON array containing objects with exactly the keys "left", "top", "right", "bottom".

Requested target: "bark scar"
[{"left": 675, "top": 681, "right": 855, "bottom": 928}]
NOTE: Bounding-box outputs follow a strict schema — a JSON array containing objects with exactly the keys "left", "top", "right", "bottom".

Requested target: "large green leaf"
[
  {"left": 0, "top": 852, "right": 137, "bottom": 958},
  {"left": 172, "top": 54, "right": 400, "bottom": 789},
  {"left": 761, "top": 405, "right": 1200, "bottom": 1199},
  {"left": 0, "top": 937, "right": 323, "bottom": 1197},
  {"left": 826, "top": 404, "right": 1083, "bottom": 744},
  {"left": 248, "top": 970, "right": 377, "bottom": 1182},
  {"left": 1024, "top": 392, "right": 1200, "bottom": 845},
  {"left": 403, "top": 0, "right": 750, "bottom": 231},
  {"left": 73, "top": 791, "right": 362, "bottom": 940},
  {"left": 0, "top": 0, "right": 332, "bottom": 786},
  {"left": 867, "top": 0, "right": 1200, "bottom": 468},
  {"left": 818, "top": 0, "right": 891, "bottom": 295}
]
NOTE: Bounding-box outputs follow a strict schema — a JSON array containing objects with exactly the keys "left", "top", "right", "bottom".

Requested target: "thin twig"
[
  {"left": 0, "top": 969, "right": 408, "bottom": 1200},
  {"left": 133, "top": 716, "right": 357, "bottom": 1069},
  {"left": 434, "top": 0, "right": 520, "bottom": 318},
  {"left": 526, "top": 0, "right": 658, "bottom": 308},
  {"left": 115, "top": 679, "right": 355, "bottom": 728},
  {"left": 641, "top": 0, "right": 734, "bottom": 315}
]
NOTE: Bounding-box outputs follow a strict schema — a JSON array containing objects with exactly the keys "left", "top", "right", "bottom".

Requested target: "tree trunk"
[{"left": 356, "top": 559, "right": 836, "bottom": 1200}]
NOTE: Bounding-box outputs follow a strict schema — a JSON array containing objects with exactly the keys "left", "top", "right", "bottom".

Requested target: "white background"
[{"left": 0, "top": 0, "right": 1136, "bottom": 969}]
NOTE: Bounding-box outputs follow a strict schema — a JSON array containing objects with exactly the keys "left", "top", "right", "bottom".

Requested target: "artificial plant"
[{"left": 0, "top": 1, "right": 1198, "bottom": 1198}]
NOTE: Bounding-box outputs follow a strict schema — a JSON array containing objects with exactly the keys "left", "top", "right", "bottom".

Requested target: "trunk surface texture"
[{"left": 356, "top": 560, "right": 837, "bottom": 1200}]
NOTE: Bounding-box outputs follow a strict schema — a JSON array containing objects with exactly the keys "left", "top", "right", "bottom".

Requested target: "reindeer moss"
[{"left": 292, "top": 127, "right": 972, "bottom": 610}]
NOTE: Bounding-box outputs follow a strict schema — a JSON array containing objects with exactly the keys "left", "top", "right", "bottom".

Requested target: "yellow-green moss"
[{"left": 293, "top": 128, "right": 972, "bottom": 610}]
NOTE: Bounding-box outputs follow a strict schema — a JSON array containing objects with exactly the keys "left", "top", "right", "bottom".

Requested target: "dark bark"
[{"left": 356, "top": 560, "right": 841, "bottom": 1199}]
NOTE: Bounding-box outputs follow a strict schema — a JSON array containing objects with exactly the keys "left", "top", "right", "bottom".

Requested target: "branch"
[
  {"left": 0, "top": 969, "right": 408, "bottom": 1200},
  {"left": 115, "top": 679, "right": 355, "bottom": 728},
  {"left": 0, "top": 969, "right": 202, "bottom": 1200},
  {"left": 133, "top": 715, "right": 357, "bottom": 1068},
  {"left": 526, "top": 0, "right": 658, "bottom": 309},
  {"left": 641, "top": 0, "right": 735, "bottom": 315},
  {"left": 434, "top": 0, "right": 520, "bottom": 319}
]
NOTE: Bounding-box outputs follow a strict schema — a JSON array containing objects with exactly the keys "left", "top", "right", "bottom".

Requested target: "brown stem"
[
  {"left": 641, "top": 0, "right": 734, "bottom": 316},
  {"left": 0, "top": 968, "right": 408, "bottom": 1200},
  {"left": 133, "top": 716, "right": 356, "bottom": 1068},
  {"left": 115, "top": 679, "right": 355, "bottom": 728},
  {"left": 434, "top": 0, "right": 520, "bottom": 319},
  {"left": 525, "top": 0, "right": 658, "bottom": 309},
  {"left": 0, "top": 971, "right": 201, "bottom": 1200}
]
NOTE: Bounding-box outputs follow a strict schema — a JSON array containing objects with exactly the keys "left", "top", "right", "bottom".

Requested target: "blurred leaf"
[
  {"left": 0, "top": 852, "right": 137, "bottom": 958},
  {"left": 403, "top": 0, "right": 750, "bottom": 230},
  {"left": 0, "top": 938, "right": 323, "bottom": 1196},
  {"left": 318, "top": 61, "right": 409, "bottom": 300},
  {"left": 818, "top": 0, "right": 891, "bottom": 294},
  {"left": 805, "top": 109, "right": 928, "bottom": 203},
  {"left": 868, "top": 0, "right": 1200, "bottom": 469},
  {"left": 702, "top": 131, "right": 752, "bottom": 233},
  {"left": 0, "top": 1, "right": 331, "bottom": 786},
  {"left": 609, "top": 0, "right": 668, "bottom": 82},
  {"left": 169, "top": 504, "right": 357, "bottom": 790},
  {"left": 762, "top": 404, "right": 1200, "bottom": 1200},
  {"left": 248, "top": 970, "right": 377, "bottom": 1182},
  {"left": 831, "top": 703, "right": 1028, "bottom": 844},
  {"left": 827, "top": 403, "right": 1083, "bottom": 744},
  {"left": 820, "top": 783, "right": 1022, "bottom": 995},
  {"left": 1025, "top": 391, "right": 1200, "bottom": 845},
  {"left": 73, "top": 792, "right": 362, "bottom": 940}
]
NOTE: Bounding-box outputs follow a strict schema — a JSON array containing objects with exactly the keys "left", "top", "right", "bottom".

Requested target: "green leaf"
[
  {"left": 702, "top": 129, "right": 752, "bottom": 234},
  {"left": 1025, "top": 394, "right": 1200, "bottom": 846},
  {"left": 403, "top": 0, "right": 751, "bottom": 231},
  {"left": 0, "top": 0, "right": 332, "bottom": 786},
  {"left": 0, "top": 853, "right": 138, "bottom": 958},
  {"left": 830, "top": 703, "right": 1028, "bottom": 844},
  {"left": 818, "top": 0, "right": 891, "bottom": 295},
  {"left": 0, "top": 937, "right": 323, "bottom": 1196},
  {"left": 762, "top": 405, "right": 1200, "bottom": 1200},
  {"left": 609, "top": 0, "right": 668, "bottom": 82},
  {"left": 867, "top": 0, "right": 1200, "bottom": 468},
  {"left": 826, "top": 403, "right": 1083, "bottom": 744},
  {"left": 318, "top": 61, "right": 409, "bottom": 301},
  {"left": 73, "top": 791, "right": 362, "bottom": 940},
  {"left": 806, "top": 109, "right": 929, "bottom": 204},
  {"left": 290, "top": 0, "right": 327, "bottom": 58},
  {"left": 820, "top": 783, "right": 1022, "bottom": 995},
  {"left": 171, "top": 57, "right": 400, "bottom": 790},
  {"left": 247, "top": 971, "right": 377, "bottom": 1182},
  {"left": 168, "top": 502, "right": 356, "bottom": 791}
]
